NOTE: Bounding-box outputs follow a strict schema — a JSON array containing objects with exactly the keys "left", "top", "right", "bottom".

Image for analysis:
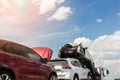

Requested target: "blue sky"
[
  {"left": 0, "top": 0, "right": 120, "bottom": 79},
  {"left": 67, "top": 0, "right": 120, "bottom": 39}
]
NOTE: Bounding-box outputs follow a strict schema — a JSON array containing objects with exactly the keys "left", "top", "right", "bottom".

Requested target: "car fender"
[{"left": 0, "top": 61, "right": 11, "bottom": 69}]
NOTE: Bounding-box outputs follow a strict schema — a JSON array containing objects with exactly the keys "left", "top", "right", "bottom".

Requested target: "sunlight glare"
[
  {"left": 11, "top": 0, "right": 26, "bottom": 10},
  {"left": 16, "top": 0, "right": 25, "bottom": 9},
  {"left": 0, "top": 0, "right": 39, "bottom": 25}
]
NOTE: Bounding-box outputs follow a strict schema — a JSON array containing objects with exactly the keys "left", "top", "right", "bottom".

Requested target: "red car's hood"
[{"left": 32, "top": 47, "right": 53, "bottom": 61}]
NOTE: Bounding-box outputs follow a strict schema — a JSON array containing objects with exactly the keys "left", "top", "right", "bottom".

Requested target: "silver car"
[{"left": 48, "top": 58, "right": 91, "bottom": 80}]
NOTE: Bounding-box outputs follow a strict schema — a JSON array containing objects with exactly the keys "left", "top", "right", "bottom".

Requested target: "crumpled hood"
[{"left": 32, "top": 47, "right": 53, "bottom": 61}]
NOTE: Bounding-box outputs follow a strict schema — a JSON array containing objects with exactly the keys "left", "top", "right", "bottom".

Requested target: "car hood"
[{"left": 32, "top": 47, "right": 53, "bottom": 61}]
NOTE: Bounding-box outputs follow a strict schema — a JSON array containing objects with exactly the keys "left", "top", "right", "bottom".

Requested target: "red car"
[{"left": 0, "top": 39, "right": 57, "bottom": 80}]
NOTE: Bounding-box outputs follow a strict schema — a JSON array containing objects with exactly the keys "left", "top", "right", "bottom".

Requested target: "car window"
[
  {"left": 11, "top": 43, "right": 42, "bottom": 62},
  {"left": 27, "top": 49, "right": 42, "bottom": 62},
  {"left": 0, "top": 42, "right": 42, "bottom": 62},
  {"left": 71, "top": 60, "right": 82, "bottom": 68},
  {"left": 1, "top": 42, "right": 29, "bottom": 57},
  {"left": 48, "top": 60, "right": 68, "bottom": 66},
  {"left": 11, "top": 43, "right": 29, "bottom": 57}
]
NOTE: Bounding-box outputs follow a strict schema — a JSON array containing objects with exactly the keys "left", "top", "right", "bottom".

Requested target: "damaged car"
[{"left": 0, "top": 39, "right": 57, "bottom": 80}]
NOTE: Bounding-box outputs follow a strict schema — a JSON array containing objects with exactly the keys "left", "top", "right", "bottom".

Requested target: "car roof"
[
  {"left": 0, "top": 39, "right": 27, "bottom": 48},
  {"left": 51, "top": 58, "right": 79, "bottom": 62},
  {"left": 0, "top": 39, "right": 37, "bottom": 54}
]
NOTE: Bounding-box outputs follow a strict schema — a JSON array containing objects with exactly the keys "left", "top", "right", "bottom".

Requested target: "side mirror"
[
  {"left": 42, "top": 58, "right": 48, "bottom": 64},
  {"left": 106, "top": 70, "right": 109, "bottom": 74},
  {"left": 103, "top": 69, "right": 109, "bottom": 76}
]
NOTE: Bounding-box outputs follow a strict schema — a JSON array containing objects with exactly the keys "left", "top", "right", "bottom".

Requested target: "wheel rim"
[
  {"left": 0, "top": 74, "right": 11, "bottom": 80},
  {"left": 75, "top": 77, "right": 78, "bottom": 80},
  {"left": 74, "top": 76, "right": 79, "bottom": 80},
  {"left": 50, "top": 75, "right": 56, "bottom": 80}
]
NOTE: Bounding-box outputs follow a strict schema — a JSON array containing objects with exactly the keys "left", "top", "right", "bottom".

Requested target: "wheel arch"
[
  {"left": 0, "top": 67, "right": 15, "bottom": 80},
  {"left": 49, "top": 72, "right": 57, "bottom": 80},
  {"left": 49, "top": 72, "right": 57, "bottom": 77},
  {"left": 74, "top": 73, "right": 79, "bottom": 79}
]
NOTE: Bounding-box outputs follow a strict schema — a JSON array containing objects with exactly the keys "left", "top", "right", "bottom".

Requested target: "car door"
[
  {"left": 25, "top": 51, "right": 49, "bottom": 80},
  {"left": 10, "top": 43, "right": 49, "bottom": 80},
  {"left": 76, "top": 61, "right": 88, "bottom": 79},
  {"left": 16, "top": 56, "right": 48, "bottom": 80},
  {"left": 71, "top": 60, "right": 85, "bottom": 79}
]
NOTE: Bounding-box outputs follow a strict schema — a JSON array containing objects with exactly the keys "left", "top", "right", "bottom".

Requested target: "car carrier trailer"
[{"left": 58, "top": 42, "right": 109, "bottom": 80}]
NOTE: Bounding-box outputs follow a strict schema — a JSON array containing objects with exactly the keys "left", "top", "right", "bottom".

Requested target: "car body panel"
[
  {"left": 0, "top": 39, "right": 56, "bottom": 80},
  {"left": 48, "top": 58, "right": 89, "bottom": 80},
  {"left": 32, "top": 47, "right": 53, "bottom": 61}
]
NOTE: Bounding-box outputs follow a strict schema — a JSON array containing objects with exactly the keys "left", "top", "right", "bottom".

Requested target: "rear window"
[
  {"left": 71, "top": 60, "right": 83, "bottom": 68},
  {"left": 48, "top": 60, "right": 68, "bottom": 66}
]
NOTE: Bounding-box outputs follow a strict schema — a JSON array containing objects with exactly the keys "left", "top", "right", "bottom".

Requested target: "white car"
[{"left": 48, "top": 58, "right": 91, "bottom": 80}]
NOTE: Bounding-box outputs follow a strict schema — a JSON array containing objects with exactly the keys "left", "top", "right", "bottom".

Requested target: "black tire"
[
  {"left": 0, "top": 70, "right": 14, "bottom": 80},
  {"left": 73, "top": 75, "right": 79, "bottom": 80},
  {"left": 49, "top": 74, "right": 57, "bottom": 80}
]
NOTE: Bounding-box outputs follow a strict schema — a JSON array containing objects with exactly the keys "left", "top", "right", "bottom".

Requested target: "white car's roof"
[{"left": 51, "top": 58, "right": 79, "bottom": 62}]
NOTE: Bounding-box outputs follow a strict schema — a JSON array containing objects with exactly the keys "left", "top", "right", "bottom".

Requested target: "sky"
[{"left": 0, "top": 0, "right": 120, "bottom": 80}]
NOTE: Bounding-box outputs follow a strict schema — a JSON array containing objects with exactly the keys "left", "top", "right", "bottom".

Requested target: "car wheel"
[
  {"left": 0, "top": 70, "right": 14, "bottom": 80},
  {"left": 73, "top": 75, "right": 79, "bottom": 80},
  {"left": 49, "top": 74, "right": 57, "bottom": 80}
]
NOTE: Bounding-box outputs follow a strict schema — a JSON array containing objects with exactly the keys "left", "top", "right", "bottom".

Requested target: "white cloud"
[
  {"left": 57, "top": 0, "right": 65, "bottom": 4},
  {"left": 74, "top": 31, "right": 120, "bottom": 79},
  {"left": 0, "top": 0, "right": 72, "bottom": 22},
  {"left": 0, "top": 0, "right": 73, "bottom": 45},
  {"left": 117, "top": 13, "right": 120, "bottom": 16},
  {"left": 0, "top": 22, "right": 80, "bottom": 47},
  {"left": 33, "top": 0, "right": 65, "bottom": 15},
  {"left": 0, "top": 0, "right": 73, "bottom": 44},
  {"left": 31, "top": 0, "right": 73, "bottom": 21},
  {"left": 48, "top": 6, "right": 72, "bottom": 21},
  {"left": 74, "top": 37, "right": 92, "bottom": 47},
  {"left": 39, "top": 0, "right": 57, "bottom": 14},
  {"left": 96, "top": 18, "right": 103, "bottom": 23}
]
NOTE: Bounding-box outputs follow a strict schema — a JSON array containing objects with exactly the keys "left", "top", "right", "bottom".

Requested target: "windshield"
[
  {"left": 27, "top": 49, "right": 42, "bottom": 62},
  {"left": 48, "top": 60, "right": 68, "bottom": 66}
]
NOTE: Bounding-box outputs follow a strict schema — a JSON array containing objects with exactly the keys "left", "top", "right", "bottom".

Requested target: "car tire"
[
  {"left": 0, "top": 70, "right": 14, "bottom": 80},
  {"left": 49, "top": 74, "right": 57, "bottom": 80},
  {"left": 73, "top": 75, "right": 79, "bottom": 80}
]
